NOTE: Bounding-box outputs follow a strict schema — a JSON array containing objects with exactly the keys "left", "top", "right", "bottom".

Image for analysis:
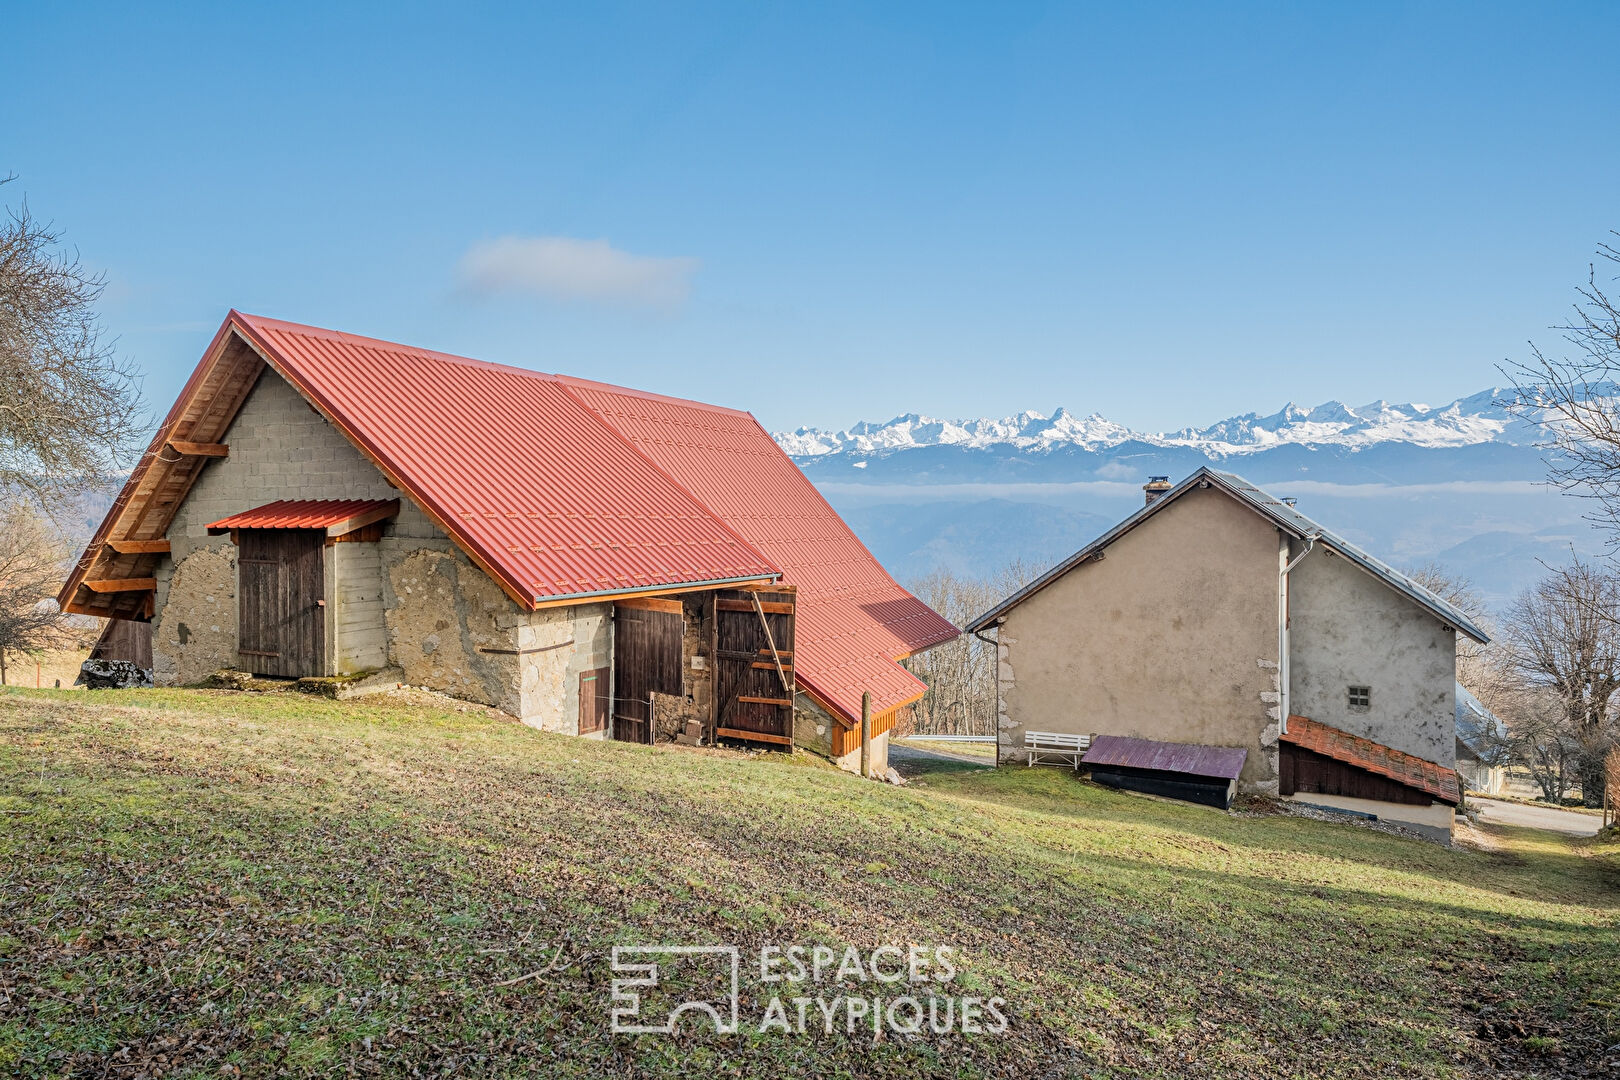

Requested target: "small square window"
[{"left": 1347, "top": 685, "right": 1371, "bottom": 709}]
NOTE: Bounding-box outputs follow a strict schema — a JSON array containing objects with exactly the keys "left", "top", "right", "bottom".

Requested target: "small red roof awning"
[
  {"left": 1283, "top": 715, "right": 1461, "bottom": 805},
  {"left": 206, "top": 498, "right": 399, "bottom": 535}
]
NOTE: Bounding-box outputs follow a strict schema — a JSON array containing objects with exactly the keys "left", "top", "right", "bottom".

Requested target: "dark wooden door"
[
  {"left": 612, "top": 600, "right": 684, "bottom": 743},
  {"left": 712, "top": 588, "right": 796, "bottom": 747},
  {"left": 237, "top": 528, "right": 326, "bottom": 678},
  {"left": 578, "top": 667, "right": 609, "bottom": 734}
]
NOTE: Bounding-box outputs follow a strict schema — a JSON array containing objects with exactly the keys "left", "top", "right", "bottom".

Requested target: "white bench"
[{"left": 1025, "top": 730, "right": 1092, "bottom": 769}]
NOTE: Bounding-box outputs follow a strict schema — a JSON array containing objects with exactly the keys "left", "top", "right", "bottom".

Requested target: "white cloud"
[{"left": 457, "top": 235, "right": 699, "bottom": 308}]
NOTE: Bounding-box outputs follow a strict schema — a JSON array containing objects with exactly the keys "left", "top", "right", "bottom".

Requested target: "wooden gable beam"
[
  {"left": 82, "top": 577, "right": 157, "bottom": 594},
  {"left": 326, "top": 499, "right": 400, "bottom": 538},
  {"left": 165, "top": 440, "right": 229, "bottom": 458},
  {"left": 105, "top": 539, "right": 171, "bottom": 555}
]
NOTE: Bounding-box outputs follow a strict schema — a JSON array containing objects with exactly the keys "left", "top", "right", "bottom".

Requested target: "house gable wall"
[
  {"left": 1287, "top": 546, "right": 1457, "bottom": 766},
  {"left": 996, "top": 485, "right": 1283, "bottom": 790}
]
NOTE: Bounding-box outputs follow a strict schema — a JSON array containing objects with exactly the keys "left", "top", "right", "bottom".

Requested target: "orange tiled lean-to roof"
[
  {"left": 1282, "top": 715, "right": 1461, "bottom": 805},
  {"left": 205, "top": 499, "right": 396, "bottom": 532},
  {"left": 61, "top": 312, "right": 957, "bottom": 726}
]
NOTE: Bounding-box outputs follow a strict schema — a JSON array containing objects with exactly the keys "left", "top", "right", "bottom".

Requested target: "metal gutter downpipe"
[
  {"left": 972, "top": 627, "right": 1000, "bottom": 761},
  {"left": 1278, "top": 533, "right": 1318, "bottom": 736}
]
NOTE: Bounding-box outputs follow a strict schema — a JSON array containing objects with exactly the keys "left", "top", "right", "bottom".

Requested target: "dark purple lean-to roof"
[{"left": 1082, "top": 735, "right": 1248, "bottom": 781}]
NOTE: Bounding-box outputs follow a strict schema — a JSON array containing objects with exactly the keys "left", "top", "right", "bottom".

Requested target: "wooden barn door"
[
  {"left": 713, "top": 588, "right": 796, "bottom": 747},
  {"left": 578, "top": 668, "right": 609, "bottom": 735},
  {"left": 237, "top": 529, "right": 326, "bottom": 678},
  {"left": 612, "top": 599, "right": 684, "bottom": 743}
]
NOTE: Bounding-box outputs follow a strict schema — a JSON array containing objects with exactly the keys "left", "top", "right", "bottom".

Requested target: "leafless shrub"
[
  {"left": 1501, "top": 556, "right": 1620, "bottom": 805},
  {"left": 0, "top": 499, "right": 73, "bottom": 684},
  {"left": 0, "top": 175, "right": 143, "bottom": 507},
  {"left": 903, "top": 560, "right": 1043, "bottom": 736},
  {"left": 1605, "top": 747, "right": 1619, "bottom": 827}
]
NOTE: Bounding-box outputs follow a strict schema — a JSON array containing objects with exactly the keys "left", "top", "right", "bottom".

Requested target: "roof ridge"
[{"left": 236, "top": 311, "right": 755, "bottom": 419}]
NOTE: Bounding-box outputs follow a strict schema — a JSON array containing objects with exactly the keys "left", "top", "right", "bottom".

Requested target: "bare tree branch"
[
  {"left": 0, "top": 176, "right": 144, "bottom": 509},
  {"left": 1500, "top": 233, "right": 1620, "bottom": 547}
]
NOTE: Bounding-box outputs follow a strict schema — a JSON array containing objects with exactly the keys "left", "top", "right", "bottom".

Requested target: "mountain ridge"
[{"left": 773, "top": 387, "right": 1537, "bottom": 459}]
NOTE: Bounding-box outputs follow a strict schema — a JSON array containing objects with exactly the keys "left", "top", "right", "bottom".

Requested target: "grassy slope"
[{"left": 1, "top": 688, "right": 1616, "bottom": 1079}]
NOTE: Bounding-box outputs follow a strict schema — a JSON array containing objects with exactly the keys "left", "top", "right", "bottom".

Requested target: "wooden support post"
[{"left": 861, "top": 691, "right": 872, "bottom": 779}]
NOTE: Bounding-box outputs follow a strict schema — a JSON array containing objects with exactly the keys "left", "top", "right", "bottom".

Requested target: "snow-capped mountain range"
[
  {"left": 770, "top": 386, "right": 1605, "bottom": 612},
  {"left": 773, "top": 388, "right": 1529, "bottom": 459}
]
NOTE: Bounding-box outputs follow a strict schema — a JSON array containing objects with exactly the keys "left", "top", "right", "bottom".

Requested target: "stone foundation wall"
[
  {"left": 152, "top": 543, "right": 238, "bottom": 686},
  {"left": 792, "top": 693, "right": 887, "bottom": 775}
]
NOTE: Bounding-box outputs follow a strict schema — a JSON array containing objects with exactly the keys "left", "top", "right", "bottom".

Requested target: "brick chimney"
[{"left": 1143, "top": 476, "right": 1172, "bottom": 506}]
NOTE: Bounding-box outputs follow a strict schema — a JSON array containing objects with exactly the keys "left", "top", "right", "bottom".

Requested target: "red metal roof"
[
  {"left": 206, "top": 313, "right": 954, "bottom": 726},
  {"left": 560, "top": 377, "right": 959, "bottom": 723},
  {"left": 231, "top": 314, "right": 782, "bottom": 603},
  {"left": 1282, "top": 715, "right": 1461, "bottom": 805},
  {"left": 1082, "top": 735, "right": 1248, "bottom": 781},
  {"left": 206, "top": 499, "right": 395, "bottom": 531}
]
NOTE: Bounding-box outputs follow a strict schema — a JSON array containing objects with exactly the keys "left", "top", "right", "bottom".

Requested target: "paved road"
[{"left": 1471, "top": 798, "right": 1602, "bottom": 836}]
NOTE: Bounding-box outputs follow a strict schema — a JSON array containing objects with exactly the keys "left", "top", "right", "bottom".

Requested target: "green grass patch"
[{"left": 1, "top": 686, "right": 1616, "bottom": 1077}]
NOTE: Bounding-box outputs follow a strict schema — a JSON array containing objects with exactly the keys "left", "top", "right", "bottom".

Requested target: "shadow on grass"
[{"left": 918, "top": 763, "right": 1620, "bottom": 912}]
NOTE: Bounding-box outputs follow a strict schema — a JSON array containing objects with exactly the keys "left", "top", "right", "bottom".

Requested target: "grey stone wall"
[
  {"left": 1288, "top": 546, "right": 1457, "bottom": 766},
  {"left": 792, "top": 693, "right": 886, "bottom": 775}
]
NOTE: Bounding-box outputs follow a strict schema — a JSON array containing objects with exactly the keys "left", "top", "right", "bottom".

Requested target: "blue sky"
[{"left": 10, "top": 2, "right": 1619, "bottom": 433}]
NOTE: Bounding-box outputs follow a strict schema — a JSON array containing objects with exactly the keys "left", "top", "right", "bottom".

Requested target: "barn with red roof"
[{"left": 60, "top": 312, "right": 957, "bottom": 773}]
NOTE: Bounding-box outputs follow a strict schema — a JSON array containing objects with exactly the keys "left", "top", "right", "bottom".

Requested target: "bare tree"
[
  {"left": 1, "top": 176, "right": 143, "bottom": 506},
  {"left": 1501, "top": 234, "right": 1620, "bottom": 545},
  {"left": 903, "top": 559, "right": 1044, "bottom": 736},
  {"left": 1501, "top": 556, "right": 1620, "bottom": 805},
  {"left": 0, "top": 500, "right": 72, "bottom": 685},
  {"left": 1498, "top": 687, "right": 1579, "bottom": 802}
]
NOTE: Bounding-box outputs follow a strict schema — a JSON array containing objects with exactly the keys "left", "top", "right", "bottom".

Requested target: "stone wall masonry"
[
  {"left": 152, "top": 543, "right": 238, "bottom": 686},
  {"left": 384, "top": 547, "right": 526, "bottom": 716}
]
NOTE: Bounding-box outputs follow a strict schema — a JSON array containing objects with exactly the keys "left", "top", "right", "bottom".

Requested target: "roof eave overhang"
[
  {"left": 529, "top": 573, "right": 781, "bottom": 610},
  {"left": 57, "top": 315, "right": 252, "bottom": 612},
  {"left": 799, "top": 679, "right": 927, "bottom": 731}
]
